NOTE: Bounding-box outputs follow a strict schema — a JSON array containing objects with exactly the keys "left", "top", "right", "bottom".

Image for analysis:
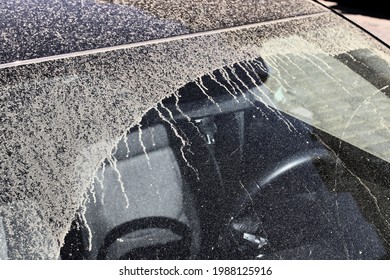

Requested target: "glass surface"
[
  {"left": 2, "top": 7, "right": 390, "bottom": 260},
  {"left": 61, "top": 52, "right": 390, "bottom": 260}
]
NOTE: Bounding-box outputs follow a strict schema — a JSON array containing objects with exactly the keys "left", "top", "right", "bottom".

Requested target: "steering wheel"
[{"left": 96, "top": 216, "right": 192, "bottom": 260}]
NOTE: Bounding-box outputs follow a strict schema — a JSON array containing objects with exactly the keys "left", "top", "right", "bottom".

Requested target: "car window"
[
  {"left": 1, "top": 9, "right": 390, "bottom": 260},
  {"left": 62, "top": 42, "right": 390, "bottom": 259}
]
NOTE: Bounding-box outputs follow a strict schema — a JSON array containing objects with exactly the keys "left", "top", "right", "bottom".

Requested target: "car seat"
[{"left": 82, "top": 123, "right": 197, "bottom": 259}]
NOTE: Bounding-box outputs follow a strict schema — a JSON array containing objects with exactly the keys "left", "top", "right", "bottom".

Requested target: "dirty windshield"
[
  {"left": 64, "top": 47, "right": 390, "bottom": 260},
  {"left": 1, "top": 10, "right": 390, "bottom": 260}
]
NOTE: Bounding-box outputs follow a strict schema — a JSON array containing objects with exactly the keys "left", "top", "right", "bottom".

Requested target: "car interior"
[{"left": 61, "top": 57, "right": 390, "bottom": 260}]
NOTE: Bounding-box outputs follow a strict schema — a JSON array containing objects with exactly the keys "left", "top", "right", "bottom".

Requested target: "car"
[{"left": 1, "top": 0, "right": 390, "bottom": 260}]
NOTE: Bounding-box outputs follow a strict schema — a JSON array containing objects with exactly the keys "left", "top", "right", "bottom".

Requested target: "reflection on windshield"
[{"left": 61, "top": 53, "right": 390, "bottom": 260}]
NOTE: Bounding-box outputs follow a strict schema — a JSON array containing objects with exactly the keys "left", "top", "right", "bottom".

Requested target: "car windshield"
[
  {"left": 1, "top": 8, "right": 390, "bottom": 260},
  {"left": 63, "top": 45, "right": 390, "bottom": 260}
]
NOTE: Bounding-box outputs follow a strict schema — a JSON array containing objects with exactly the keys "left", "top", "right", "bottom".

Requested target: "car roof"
[{"left": 0, "top": 0, "right": 327, "bottom": 65}]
